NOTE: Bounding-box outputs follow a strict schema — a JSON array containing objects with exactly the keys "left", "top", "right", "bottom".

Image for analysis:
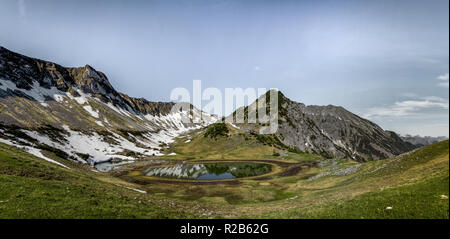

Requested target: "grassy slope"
[
  {"left": 162, "top": 123, "right": 320, "bottom": 162},
  {"left": 250, "top": 140, "right": 449, "bottom": 219},
  {"left": 304, "top": 174, "right": 448, "bottom": 219},
  {"left": 0, "top": 132, "right": 448, "bottom": 219},
  {"left": 136, "top": 122, "right": 449, "bottom": 219},
  {"left": 0, "top": 143, "right": 202, "bottom": 219}
]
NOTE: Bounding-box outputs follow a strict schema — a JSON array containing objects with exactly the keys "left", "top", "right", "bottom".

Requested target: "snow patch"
[
  {"left": 0, "top": 138, "right": 70, "bottom": 169},
  {"left": 0, "top": 79, "right": 64, "bottom": 103},
  {"left": 83, "top": 105, "right": 99, "bottom": 118},
  {"left": 114, "top": 184, "right": 147, "bottom": 194}
]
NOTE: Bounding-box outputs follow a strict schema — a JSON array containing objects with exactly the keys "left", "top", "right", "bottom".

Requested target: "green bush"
[{"left": 204, "top": 123, "right": 229, "bottom": 139}]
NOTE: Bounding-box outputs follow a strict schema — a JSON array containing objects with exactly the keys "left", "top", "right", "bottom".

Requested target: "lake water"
[
  {"left": 94, "top": 161, "right": 132, "bottom": 172},
  {"left": 144, "top": 162, "right": 272, "bottom": 180}
]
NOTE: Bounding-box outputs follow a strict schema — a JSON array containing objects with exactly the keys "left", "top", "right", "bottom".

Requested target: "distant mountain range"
[
  {"left": 401, "top": 135, "right": 448, "bottom": 148},
  {"left": 0, "top": 46, "right": 427, "bottom": 166}
]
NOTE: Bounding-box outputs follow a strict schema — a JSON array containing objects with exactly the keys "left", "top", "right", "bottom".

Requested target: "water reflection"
[
  {"left": 94, "top": 161, "right": 131, "bottom": 172},
  {"left": 144, "top": 162, "right": 272, "bottom": 180}
]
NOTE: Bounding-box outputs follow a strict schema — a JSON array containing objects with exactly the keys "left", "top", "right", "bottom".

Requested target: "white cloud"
[
  {"left": 421, "top": 96, "right": 448, "bottom": 102},
  {"left": 437, "top": 73, "right": 449, "bottom": 81},
  {"left": 437, "top": 73, "right": 449, "bottom": 88},
  {"left": 363, "top": 96, "right": 449, "bottom": 118}
]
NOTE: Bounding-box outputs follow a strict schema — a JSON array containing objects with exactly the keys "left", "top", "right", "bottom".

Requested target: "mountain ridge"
[
  {"left": 0, "top": 46, "right": 217, "bottom": 165},
  {"left": 228, "top": 90, "right": 416, "bottom": 161},
  {"left": 0, "top": 46, "right": 177, "bottom": 117},
  {"left": 1, "top": 46, "right": 416, "bottom": 166},
  {"left": 401, "top": 134, "right": 448, "bottom": 148}
]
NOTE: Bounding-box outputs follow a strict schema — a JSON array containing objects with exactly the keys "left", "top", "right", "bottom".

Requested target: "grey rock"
[
  {"left": 231, "top": 91, "right": 416, "bottom": 161},
  {"left": 400, "top": 135, "right": 448, "bottom": 148}
]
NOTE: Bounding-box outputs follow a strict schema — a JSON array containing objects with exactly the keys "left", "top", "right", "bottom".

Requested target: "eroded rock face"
[
  {"left": 0, "top": 46, "right": 218, "bottom": 131},
  {"left": 232, "top": 91, "right": 416, "bottom": 161},
  {"left": 0, "top": 46, "right": 219, "bottom": 165},
  {"left": 0, "top": 46, "right": 74, "bottom": 91},
  {"left": 0, "top": 46, "right": 174, "bottom": 117},
  {"left": 282, "top": 97, "right": 415, "bottom": 161},
  {"left": 0, "top": 46, "right": 414, "bottom": 162}
]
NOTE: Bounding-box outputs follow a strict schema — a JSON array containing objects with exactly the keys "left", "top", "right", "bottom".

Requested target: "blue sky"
[{"left": 0, "top": 0, "right": 448, "bottom": 136}]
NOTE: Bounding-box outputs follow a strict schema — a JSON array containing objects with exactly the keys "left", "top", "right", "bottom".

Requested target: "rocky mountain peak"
[
  {"left": 0, "top": 46, "right": 75, "bottom": 91},
  {"left": 1, "top": 46, "right": 414, "bottom": 161},
  {"left": 68, "top": 64, "right": 116, "bottom": 98},
  {"left": 0, "top": 46, "right": 180, "bottom": 117},
  {"left": 231, "top": 89, "right": 415, "bottom": 161}
]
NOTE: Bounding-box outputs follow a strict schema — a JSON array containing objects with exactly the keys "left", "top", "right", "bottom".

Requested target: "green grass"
[
  {"left": 0, "top": 174, "right": 179, "bottom": 219},
  {"left": 257, "top": 172, "right": 449, "bottom": 219},
  {"left": 245, "top": 140, "right": 450, "bottom": 219},
  {"left": 0, "top": 143, "right": 201, "bottom": 219},
  {"left": 134, "top": 137, "right": 449, "bottom": 219},
  {"left": 162, "top": 123, "right": 322, "bottom": 162},
  {"left": 0, "top": 135, "right": 448, "bottom": 219},
  {"left": 162, "top": 125, "right": 277, "bottom": 160}
]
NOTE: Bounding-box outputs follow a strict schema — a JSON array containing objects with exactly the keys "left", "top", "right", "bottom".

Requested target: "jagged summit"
[
  {"left": 230, "top": 89, "right": 415, "bottom": 161},
  {"left": 1, "top": 46, "right": 414, "bottom": 162},
  {"left": 0, "top": 46, "right": 218, "bottom": 165},
  {"left": 0, "top": 46, "right": 177, "bottom": 116},
  {"left": 0, "top": 46, "right": 218, "bottom": 129}
]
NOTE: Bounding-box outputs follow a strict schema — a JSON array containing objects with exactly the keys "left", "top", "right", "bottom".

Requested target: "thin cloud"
[
  {"left": 437, "top": 73, "right": 449, "bottom": 88},
  {"left": 422, "top": 96, "right": 448, "bottom": 102},
  {"left": 363, "top": 96, "right": 449, "bottom": 118},
  {"left": 437, "top": 73, "right": 449, "bottom": 80}
]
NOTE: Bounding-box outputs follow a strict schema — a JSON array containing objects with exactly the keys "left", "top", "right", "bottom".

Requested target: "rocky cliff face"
[
  {"left": 0, "top": 45, "right": 415, "bottom": 166},
  {"left": 0, "top": 46, "right": 175, "bottom": 117},
  {"left": 0, "top": 46, "right": 217, "bottom": 165},
  {"left": 230, "top": 91, "right": 415, "bottom": 161}
]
